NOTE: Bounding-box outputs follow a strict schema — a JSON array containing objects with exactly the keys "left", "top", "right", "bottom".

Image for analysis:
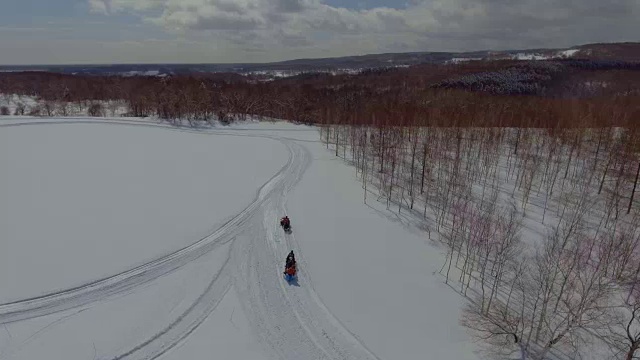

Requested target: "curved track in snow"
[
  {"left": 0, "top": 120, "right": 295, "bottom": 324},
  {"left": 0, "top": 118, "right": 381, "bottom": 360},
  {"left": 233, "top": 143, "right": 382, "bottom": 360}
]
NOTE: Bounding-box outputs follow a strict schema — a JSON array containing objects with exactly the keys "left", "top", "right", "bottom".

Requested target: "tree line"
[{"left": 1, "top": 59, "right": 639, "bottom": 129}]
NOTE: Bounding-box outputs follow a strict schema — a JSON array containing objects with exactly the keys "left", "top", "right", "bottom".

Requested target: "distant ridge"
[{"left": 1, "top": 42, "right": 637, "bottom": 77}]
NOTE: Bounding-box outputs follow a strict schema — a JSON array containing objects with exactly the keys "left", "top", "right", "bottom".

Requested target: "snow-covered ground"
[
  {"left": 0, "top": 118, "right": 288, "bottom": 302},
  {"left": 512, "top": 53, "right": 550, "bottom": 60},
  {"left": 557, "top": 49, "right": 580, "bottom": 58},
  {"left": 0, "top": 117, "right": 479, "bottom": 360}
]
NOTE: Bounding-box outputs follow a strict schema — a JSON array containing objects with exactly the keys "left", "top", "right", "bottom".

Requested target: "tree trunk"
[
  {"left": 409, "top": 133, "right": 418, "bottom": 209},
  {"left": 626, "top": 341, "right": 640, "bottom": 360},
  {"left": 628, "top": 161, "right": 640, "bottom": 214},
  {"left": 599, "top": 155, "right": 612, "bottom": 195},
  {"left": 379, "top": 127, "right": 385, "bottom": 173},
  {"left": 335, "top": 126, "right": 340, "bottom": 157},
  {"left": 593, "top": 129, "right": 603, "bottom": 171},
  {"left": 420, "top": 141, "right": 428, "bottom": 194},
  {"left": 325, "top": 125, "right": 330, "bottom": 149},
  {"left": 388, "top": 151, "right": 396, "bottom": 210},
  {"left": 363, "top": 132, "right": 368, "bottom": 203}
]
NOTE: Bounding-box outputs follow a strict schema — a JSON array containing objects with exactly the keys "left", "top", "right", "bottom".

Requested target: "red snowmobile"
[{"left": 280, "top": 216, "right": 292, "bottom": 233}]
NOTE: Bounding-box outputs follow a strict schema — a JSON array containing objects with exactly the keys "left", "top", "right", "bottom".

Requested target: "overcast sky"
[{"left": 0, "top": 0, "right": 637, "bottom": 65}]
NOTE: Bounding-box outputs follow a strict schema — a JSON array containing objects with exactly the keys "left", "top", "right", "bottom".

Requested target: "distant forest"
[{"left": 1, "top": 59, "right": 639, "bottom": 128}]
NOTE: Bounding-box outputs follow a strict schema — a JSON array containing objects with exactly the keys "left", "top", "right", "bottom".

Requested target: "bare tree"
[
  {"left": 56, "top": 101, "right": 69, "bottom": 116},
  {"left": 88, "top": 102, "right": 104, "bottom": 117},
  {"left": 599, "top": 293, "right": 640, "bottom": 360},
  {"left": 462, "top": 298, "right": 530, "bottom": 360},
  {"left": 107, "top": 100, "right": 120, "bottom": 117},
  {"left": 28, "top": 105, "right": 42, "bottom": 116},
  {"left": 43, "top": 101, "right": 55, "bottom": 117},
  {"left": 484, "top": 207, "right": 523, "bottom": 315},
  {"left": 14, "top": 102, "right": 25, "bottom": 116}
]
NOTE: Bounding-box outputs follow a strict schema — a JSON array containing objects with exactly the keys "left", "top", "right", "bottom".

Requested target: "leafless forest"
[{"left": 2, "top": 58, "right": 640, "bottom": 359}]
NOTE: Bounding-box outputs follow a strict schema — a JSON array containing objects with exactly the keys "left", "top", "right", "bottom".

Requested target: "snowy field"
[
  {"left": 0, "top": 117, "right": 479, "bottom": 360},
  {"left": 0, "top": 119, "right": 288, "bottom": 303}
]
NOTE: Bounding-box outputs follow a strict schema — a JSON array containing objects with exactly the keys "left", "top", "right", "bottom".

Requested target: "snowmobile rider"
[
  {"left": 285, "top": 250, "right": 296, "bottom": 276},
  {"left": 280, "top": 216, "right": 290, "bottom": 228},
  {"left": 285, "top": 250, "right": 295, "bottom": 268}
]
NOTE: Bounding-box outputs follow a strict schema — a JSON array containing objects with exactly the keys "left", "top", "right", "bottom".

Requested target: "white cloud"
[
  {"left": 71, "top": 0, "right": 640, "bottom": 63},
  {"left": 88, "top": 0, "right": 412, "bottom": 46},
  {"left": 91, "top": 0, "right": 637, "bottom": 52},
  {"left": 89, "top": 0, "right": 169, "bottom": 13},
  {"left": 88, "top": 0, "right": 109, "bottom": 14}
]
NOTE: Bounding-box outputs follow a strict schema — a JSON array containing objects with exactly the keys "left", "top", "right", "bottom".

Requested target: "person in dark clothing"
[
  {"left": 285, "top": 250, "right": 295, "bottom": 268},
  {"left": 284, "top": 250, "right": 297, "bottom": 278}
]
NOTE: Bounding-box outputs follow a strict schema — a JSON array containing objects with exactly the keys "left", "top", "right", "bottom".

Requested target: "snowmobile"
[
  {"left": 284, "top": 263, "right": 297, "bottom": 281},
  {"left": 280, "top": 216, "right": 292, "bottom": 233},
  {"left": 284, "top": 250, "right": 297, "bottom": 281}
]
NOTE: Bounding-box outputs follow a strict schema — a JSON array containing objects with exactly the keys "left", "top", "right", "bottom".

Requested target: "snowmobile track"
[
  {"left": 1, "top": 118, "right": 382, "bottom": 360},
  {"left": 106, "top": 246, "right": 234, "bottom": 360},
  {"left": 0, "top": 119, "right": 295, "bottom": 324},
  {"left": 233, "top": 141, "right": 382, "bottom": 360}
]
